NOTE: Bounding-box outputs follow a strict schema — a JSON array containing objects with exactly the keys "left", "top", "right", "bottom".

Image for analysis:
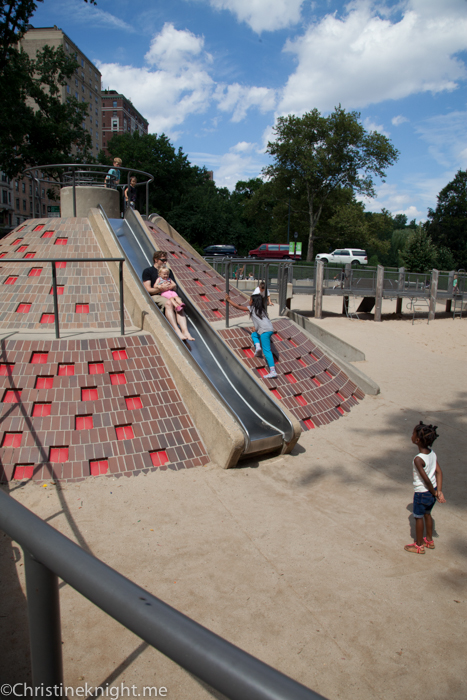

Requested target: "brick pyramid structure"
[{"left": 0, "top": 218, "right": 209, "bottom": 483}]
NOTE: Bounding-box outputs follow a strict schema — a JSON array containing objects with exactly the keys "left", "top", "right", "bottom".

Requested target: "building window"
[
  {"left": 89, "top": 92, "right": 92, "bottom": 99},
  {"left": 29, "top": 184, "right": 32, "bottom": 194},
  {"left": 2, "top": 190, "right": 8, "bottom": 204},
  {"left": 15, "top": 181, "right": 19, "bottom": 191},
  {"left": 22, "top": 183, "right": 25, "bottom": 193},
  {"left": 81, "top": 58, "right": 84, "bottom": 67},
  {"left": 75, "top": 91, "right": 78, "bottom": 99},
  {"left": 66, "top": 85, "right": 70, "bottom": 93},
  {"left": 23, "top": 200, "right": 26, "bottom": 210},
  {"left": 42, "top": 189, "right": 45, "bottom": 198},
  {"left": 16, "top": 198, "right": 19, "bottom": 209},
  {"left": 75, "top": 79, "right": 78, "bottom": 86},
  {"left": 111, "top": 118, "right": 118, "bottom": 131},
  {"left": 65, "top": 42, "right": 69, "bottom": 51},
  {"left": 82, "top": 85, "right": 85, "bottom": 92},
  {"left": 113, "top": 100, "right": 117, "bottom": 107}
]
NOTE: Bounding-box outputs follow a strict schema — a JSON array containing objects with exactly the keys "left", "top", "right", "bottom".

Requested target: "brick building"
[
  {"left": 0, "top": 26, "right": 102, "bottom": 230},
  {"left": 101, "top": 90, "right": 149, "bottom": 154}
]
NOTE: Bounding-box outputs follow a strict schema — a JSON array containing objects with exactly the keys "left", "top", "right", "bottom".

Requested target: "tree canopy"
[
  {"left": 0, "top": 0, "right": 95, "bottom": 177},
  {"left": 426, "top": 169, "right": 467, "bottom": 268},
  {"left": 264, "top": 106, "right": 399, "bottom": 261}
]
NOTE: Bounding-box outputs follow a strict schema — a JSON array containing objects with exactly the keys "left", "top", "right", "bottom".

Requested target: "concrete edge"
[
  {"left": 87, "top": 208, "right": 245, "bottom": 468},
  {"left": 286, "top": 311, "right": 380, "bottom": 396},
  {"left": 286, "top": 309, "right": 366, "bottom": 362}
]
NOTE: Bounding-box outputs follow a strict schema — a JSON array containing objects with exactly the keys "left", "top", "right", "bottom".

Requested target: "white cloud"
[
  {"left": 363, "top": 117, "right": 389, "bottom": 137},
  {"left": 145, "top": 23, "right": 208, "bottom": 71},
  {"left": 190, "top": 143, "right": 267, "bottom": 188},
  {"left": 392, "top": 115, "right": 409, "bottom": 126},
  {"left": 55, "top": 0, "right": 135, "bottom": 32},
  {"left": 278, "top": 0, "right": 467, "bottom": 115},
  {"left": 201, "top": 0, "right": 304, "bottom": 33},
  {"left": 415, "top": 110, "right": 467, "bottom": 168},
  {"left": 214, "top": 83, "right": 277, "bottom": 121}
]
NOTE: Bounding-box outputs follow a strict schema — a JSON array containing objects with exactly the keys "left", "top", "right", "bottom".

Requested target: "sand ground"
[{"left": 1, "top": 294, "right": 466, "bottom": 699}]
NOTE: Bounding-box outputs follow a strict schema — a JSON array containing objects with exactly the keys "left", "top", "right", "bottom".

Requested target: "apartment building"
[
  {"left": 101, "top": 90, "right": 149, "bottom": 154},
  {"left": 0, "top": 26, "right": 102, "bottom": 229}
]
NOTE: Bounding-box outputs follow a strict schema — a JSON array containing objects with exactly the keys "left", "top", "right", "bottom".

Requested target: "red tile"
[
  {"left": 112, "top": 349, "right": 128, "bottom": 360},
  {"left": 33, "top": 224, "right": 44, "bottom": 232},
  {"left": 0, "top": 252, "right": 5, "bottom": 258},
  {"left": 16, "top": 226, "right": 25, "bottom": 232},
  {"left": 14, "top": 464, "right": 34, "bottom": 480},
  {"left": 3, "top": 389, "right": 21, "bottom": 403},
  {"left": 297, "top": 358, "right": 307, "bottom": 367},
  {"left": 150, "top": 450, "right": 169, "bottom": 467},
  {"left": 76, "top": 304, "right": 89, "bottom": 314},
  {"left": 125, "top": 396, "right": 143, "bottom": 410},
  {"left": 2, "top": 432, "right": 22, "bottom": 448},
  {"left": 5, "top": 276, "right": 18, "bottom": 285},
  {"left": 17, "top": 245, "right": 28, "bottom": 252},
  {"left": 324, "top": 370, "right": 333, "bottom": 378},
  {"left": 76, "top": 415, "right": 93, "bottom": 430},
  {"left": 285, "top": 373, "right": 297, "bottom": 384},
  {"left": 199, "top": 294, "right": 208, "bottom": 301},
  {"left": 336, "top": 391, "right": 345, "bottom": 401},
  {"left": 58, "top": 363, "right": 74, "bottom": 376},
  {"left": 82, "top": 387, "right": 98, "bottom": 401},
  {"left": 35, "top": 376, "right": 54, "bottom": 389},
  {"left": 13, "top": 238, "right": 23, "bottom": 245},
  {"left": 0, "top": 363, "right": 14, "bottom": 376},
  {"left": 303, "top": 418, "right": 315, "bottom": 430},
  {"left": 110, "top": 372, "right": 126, "bottom": 385},
  {"left": 309, "top": 352, "right": 318, "bottom": 361},
  {"left": 40, "top": 313, "right": 54, "bottom": 324},
  {"left": 294, "top": 394, "right": 307, "bottom": 406},
  {"left": 212, "top": 310, "right": 222, "bottom": 319},
  {"left": 29, "top": 268, "right": 42, "bottom": 277},
  {"left": 17, "top": 303, "right": 31, "bottom": 313},
  {"left": 274, "top": 333, "right": 284, "bottom": 341},
  {"left": 54, "top": 238, "right": 68, "bottom": 245},
  {"left": 49, "top": 286, "right": 64, "bottom": 295},
  {"left": 312, "top": 377, "right": 321, "bottom": 386},
  {"left": 31, "top": 352, "right": 48, "bottom": 364},
  {"left": 194, "top": 279, "right": 203, "bottom": 286},
  {"left": 55, "top": 261, "right": 66, "bottom": 269},
  {"left": 257, "top": 367, "right": 268, "bottom": 377},
  {"left": 289, "top": 339, "right": 298, "bottom": 347},
  {"left": 243, "top": 348, "right": 254, "bottom": 358},
  {"left": 24, "top": 252, "right": 35, "bottom": 259},
  {"left": 32, "top": 402, "right": 52, "bottom": 417},
  {"left": 171, "top": 252, "right": 179, "bottom": 259},
  {"left": 41, "top": 231, "right": 54, "bottom": 239},
  {"left": 115, "top": 424, "right": 134, "bottom": 440},
  {"left": 49, "top": 447, "right": 69, "bottom": 462},
  {"left": 271, "top": 389, "right": 282, "bottom": 400},
  {"left": 90, "top": 459, "right": 108, "bottom": 476},
  {"left": 89, "top": 362, "right": 104, "bottom": 375},
  {"left": 336, "top": 406, "right": 345, "bottom": 415},
  {"left": 186, "top": 265, "right": 194, "bottom": 271}
]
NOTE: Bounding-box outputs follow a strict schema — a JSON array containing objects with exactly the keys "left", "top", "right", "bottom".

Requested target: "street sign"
[{"left": 47, "top": 205, "right": 60, "bottom": 218}]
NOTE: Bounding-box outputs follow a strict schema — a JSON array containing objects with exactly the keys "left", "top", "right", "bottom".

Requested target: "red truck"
[{"left": 248, "top": 243, "right": 301, "bottom": 260}]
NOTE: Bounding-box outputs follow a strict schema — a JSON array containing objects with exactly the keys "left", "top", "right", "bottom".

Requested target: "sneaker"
[
  {"left": 263, "top": 369, "right": 278, "bottom": 379},
  {"left": 254, "top": 346, "right": 263, "bottom": 357}
]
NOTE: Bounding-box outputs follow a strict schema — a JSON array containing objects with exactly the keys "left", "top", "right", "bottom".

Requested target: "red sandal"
[
  {"left": 423, "top": 537, "right": 435, "bottom": 549},
  {"left": 404, "top": 542, "right": 425, "bottom": 554}
]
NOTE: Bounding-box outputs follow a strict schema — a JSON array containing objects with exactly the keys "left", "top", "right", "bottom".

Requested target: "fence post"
[
  {"left": 374, "top": 265, "right": 384, "bottom": 322},
  {"left": 314, "top": 260, "right": 324, "bottom": 319},
  {"left": 446, "top": 270, "right": 454, "bottom": 313},
  {"left": 24, "top": 549, "right": 63, "bottom": 691},
  {"left": 429, "top": 269, "right": 439, "bottom": 322},
  {"left": 72, "top": 168, "right": 76, "bottom": 217},
  {"left": 396, "top": 267, "right": 405, "bottom": 314},
  {"left": 278, "top": 265, "right": 288, "bottom": 315},
  {"left": 51, "top": 262, "right": 60, "bottom": 339}
]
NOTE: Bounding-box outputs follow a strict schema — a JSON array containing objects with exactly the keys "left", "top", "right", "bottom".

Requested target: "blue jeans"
[
  {"left": 252, "top": 331, "right": 275, "bottom": 369},
  {"left": 413, "top": 491, "right": 436, "bottom": 518}
]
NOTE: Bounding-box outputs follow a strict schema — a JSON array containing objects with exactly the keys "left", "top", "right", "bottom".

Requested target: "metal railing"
[
  {"left": 0, "top": 490, "right": 326, "bottom": 699},
  {"left": 22, "top": 164, "right": 154, "bottom": 218},
  {"left": 0, "top": 257, "right": 125, "bottom": 338}
]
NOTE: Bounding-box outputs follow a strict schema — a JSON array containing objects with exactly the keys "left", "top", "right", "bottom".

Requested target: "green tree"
[
  {"left": 264, "top": 106, "right": 399, "bottom": 261},
  {"left": 0, "top": 0, "right": 95, "bottom": 176},
  {"left": 426, "top": 169, "right": 467, "bottom": 268},
  {"left": 401, "top": 225, "right": 438, "bottom": 272}
]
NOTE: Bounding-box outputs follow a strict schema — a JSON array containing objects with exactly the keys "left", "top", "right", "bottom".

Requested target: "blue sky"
[{"left": 31, "top": 0, "right": 467, "bottom": 221}]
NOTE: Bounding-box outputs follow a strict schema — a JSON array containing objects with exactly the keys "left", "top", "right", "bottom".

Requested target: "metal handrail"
[
  {"left": 22, "top": 163, "right": 154, "bottom": 218},
  {"left": 0, "top": 490, "right": 326, "bottom": 699},
  {"left": 0, "top": 257, "right": 125, "bottom": 338}
]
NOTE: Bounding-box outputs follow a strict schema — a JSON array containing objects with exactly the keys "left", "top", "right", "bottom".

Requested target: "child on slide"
[
  {"left": 225, "top": 293, "right": 277, "bottom": 378},
  {"left": 156, "top": 266, "right": 185, "bottom": 313}
]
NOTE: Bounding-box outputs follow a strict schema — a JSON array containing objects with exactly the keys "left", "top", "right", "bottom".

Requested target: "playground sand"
[{"left": 1, "top": 294, "right": 466, "bottom": 700}]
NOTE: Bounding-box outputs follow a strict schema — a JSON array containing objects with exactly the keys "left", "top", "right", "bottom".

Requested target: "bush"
[
  {"left": 368, "top": 254, "right": 379, "bottom": 266},
  {"left": 401, "top": 226, "right": 438, "bottom": 272}
]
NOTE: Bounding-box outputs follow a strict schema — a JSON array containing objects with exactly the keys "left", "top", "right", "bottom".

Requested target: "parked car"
[
  {"left": 315, "top": 248, "right": 368, "bottom": 265},
  {"left": 203, "top": 244, "right": 237, "bottom": 257},
  {"left": 248, "top": 243, "right": 301, "bottom": 260}
]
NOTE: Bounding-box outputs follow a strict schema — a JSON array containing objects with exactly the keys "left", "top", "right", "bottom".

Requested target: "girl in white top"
[{"left": 404, "top": 422, "right": 446, "bottom": 555}]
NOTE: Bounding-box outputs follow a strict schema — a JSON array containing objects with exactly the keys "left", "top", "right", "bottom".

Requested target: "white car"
[{"left": 315, "top": 248, "right": 368, "bottom": 265}]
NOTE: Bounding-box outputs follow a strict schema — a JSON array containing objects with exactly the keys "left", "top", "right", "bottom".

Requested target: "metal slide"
[{"left": 102, "top": 207, "right": 295, "bottom": 456}]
